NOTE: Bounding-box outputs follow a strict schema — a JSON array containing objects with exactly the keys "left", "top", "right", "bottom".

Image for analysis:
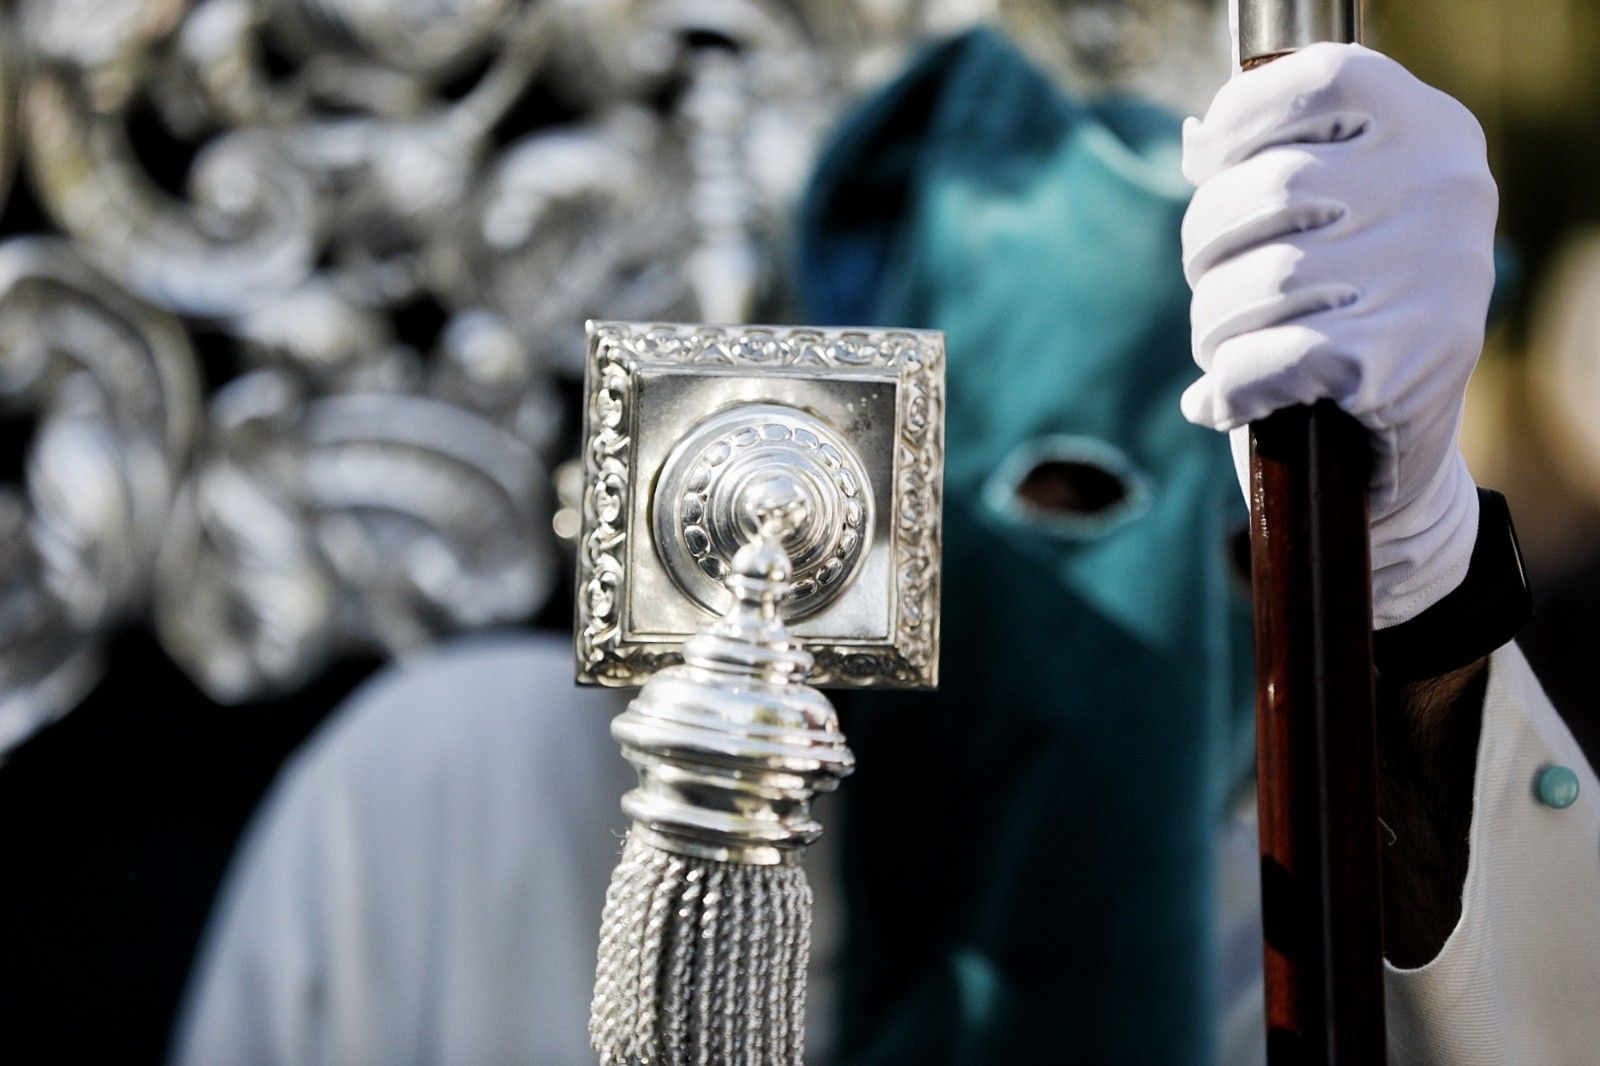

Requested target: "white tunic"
[
  {"left": 170, "top": 636, "right": 1600, "bottom": 1064},
  {"left": 1384, "top": 642, "right": 1600, "bottom": 1063}
]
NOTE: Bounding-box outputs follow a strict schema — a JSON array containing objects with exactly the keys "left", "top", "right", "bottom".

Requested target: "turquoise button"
[{"left": 1535, "top": 765, "right": 1580, "bottom": 810}]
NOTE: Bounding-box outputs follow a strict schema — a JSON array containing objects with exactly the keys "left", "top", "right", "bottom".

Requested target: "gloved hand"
[{"left": 1180, "top": 42, "right": 1498, "bottom": 629}]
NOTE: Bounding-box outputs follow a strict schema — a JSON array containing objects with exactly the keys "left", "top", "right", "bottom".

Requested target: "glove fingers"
[
  {"left": 1182, "top": 148, "right": 1349, "bottom": 286},
  {"left": 1182, "top": 42, "right": 1498, "bottom": 629},
  {"left": 1190, "top": 240, "right": 1360, "bottom": 369},
  {"left": 1180, "top": 320, "right": 1365, "bottom": 431},
  {"left": 1184, "top": 107, "right": 1370, "bottom": 187},
  {"left": 1182, "top": 43, "right": 1387, "bottom": 184}
]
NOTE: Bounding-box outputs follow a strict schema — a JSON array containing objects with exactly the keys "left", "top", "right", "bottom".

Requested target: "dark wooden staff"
[{"left": 1234, "top": 2, "right": 1387, "bottom": 1063}]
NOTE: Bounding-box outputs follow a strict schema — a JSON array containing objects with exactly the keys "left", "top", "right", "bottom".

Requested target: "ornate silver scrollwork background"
[{"left": 0, "top": 0, "right": 990, "bottom": 756}]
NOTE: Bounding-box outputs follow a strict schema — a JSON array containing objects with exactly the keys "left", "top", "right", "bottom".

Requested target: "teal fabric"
[{"left": 797, "top": 29, "right": 1254, "bottom": 1064}]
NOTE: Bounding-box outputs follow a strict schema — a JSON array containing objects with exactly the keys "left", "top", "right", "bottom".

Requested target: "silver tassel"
[{"left": 590, "top": 484, "right": 853, "bottom": 1065}]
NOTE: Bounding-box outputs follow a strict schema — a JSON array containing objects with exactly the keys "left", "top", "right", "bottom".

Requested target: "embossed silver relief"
[
  {"left": 652, "top": 403, "right": 875, "bottom": 620},
  {"left": 575, "top": 321, "right": 944, "bottom": 689}
]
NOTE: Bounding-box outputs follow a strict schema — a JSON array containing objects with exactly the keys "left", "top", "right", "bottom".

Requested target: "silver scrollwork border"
[{"left": 575, "top": 320, "right": 944, "bottom": 689}]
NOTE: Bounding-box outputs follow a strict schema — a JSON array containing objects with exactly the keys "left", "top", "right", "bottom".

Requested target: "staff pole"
[{"left": 1232, "top": 2, "right": 1387, "bottom": 1062}]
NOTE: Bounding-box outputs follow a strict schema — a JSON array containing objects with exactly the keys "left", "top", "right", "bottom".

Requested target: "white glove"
[{"left": 1180, "top": 43, "right": 1498, "bottom": 629}]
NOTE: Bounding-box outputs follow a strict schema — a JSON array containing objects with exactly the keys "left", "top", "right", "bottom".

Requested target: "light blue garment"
[{"left": 170, "top": 634, "right": 636, "bottom": 1065}]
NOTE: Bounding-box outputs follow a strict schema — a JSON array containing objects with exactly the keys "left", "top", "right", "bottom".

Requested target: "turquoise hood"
[{"left": 798, "top": 28, "right": 1254, "bottom": 1064}]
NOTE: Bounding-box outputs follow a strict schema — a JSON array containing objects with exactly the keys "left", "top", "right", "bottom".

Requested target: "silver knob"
[
  {"left": 610, "top": 518, "right": 855, "bottom": 866},
  {"left": 651, "top": 403, "right": 873, "bottom": 622}
]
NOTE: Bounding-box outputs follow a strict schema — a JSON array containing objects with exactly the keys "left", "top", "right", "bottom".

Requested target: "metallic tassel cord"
[
  {"left": 592, "top": 832, "right": 813, "bottom": 1064},
  {"left": 589, "top": 477, "right": 852, "bottom": 1065}
]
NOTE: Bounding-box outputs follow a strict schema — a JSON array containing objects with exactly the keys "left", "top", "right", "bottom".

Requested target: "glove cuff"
[
  {"left": 1370, "top": 452, "right": 1478, "bottom": 629},
  {"left": 1372, "top": 488, "right": 1532, "bottom": 682}
]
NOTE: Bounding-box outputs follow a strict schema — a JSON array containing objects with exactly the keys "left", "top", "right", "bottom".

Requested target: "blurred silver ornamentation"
[
  {"left": 21, "top": 66, "right": 322, "bottom": 317},
  {"left": 155, "top": 369, "right": 554, "bottom": 702},
  {"left": 999, "top": 0, "right": 1228, "bottom": 112},
  {"left": 0, "top": 0, "right": 977, "bottom": 735},
  {"left": 0, "top": 238, "right": 201, "bottom": 756}
]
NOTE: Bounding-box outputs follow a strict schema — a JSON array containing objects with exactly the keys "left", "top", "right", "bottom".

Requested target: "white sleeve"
[{"left": 1385, "top": 641, "right": 1600, "bottom": 1064}]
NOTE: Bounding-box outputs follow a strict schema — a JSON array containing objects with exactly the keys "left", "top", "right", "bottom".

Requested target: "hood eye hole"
[
  {"left": 1014, "top": 459, "right": 1129, "bottom": 516},
  {"left": 984, "top": 436, "right": 1150, "bottom": 541}
]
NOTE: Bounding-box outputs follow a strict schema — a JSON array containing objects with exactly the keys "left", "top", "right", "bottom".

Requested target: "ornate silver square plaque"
[{"left": 575, "top": 321, "right": 944, "bottom": 688}]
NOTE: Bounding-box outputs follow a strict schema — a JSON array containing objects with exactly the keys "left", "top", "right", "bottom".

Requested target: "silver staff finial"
[
  {"left": 591, "top": 481, "right": 854, "bottom": 1064},
  {"left": 580, "top": 320, "right": 944, "bottom": 1064}
]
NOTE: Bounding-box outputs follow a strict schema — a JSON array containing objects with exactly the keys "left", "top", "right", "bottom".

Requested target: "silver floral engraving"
[{"left": 577, "top": 321, "right": 943, "bottom": 689}]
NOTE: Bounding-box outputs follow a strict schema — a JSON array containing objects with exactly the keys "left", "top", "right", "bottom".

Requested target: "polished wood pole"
[
  {"left": 1249, "top": 403, "right": 1385, "bottom": 1064},
  {"left": 1235, "top": 4, "right": 1387, "bottom": 1063}
]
